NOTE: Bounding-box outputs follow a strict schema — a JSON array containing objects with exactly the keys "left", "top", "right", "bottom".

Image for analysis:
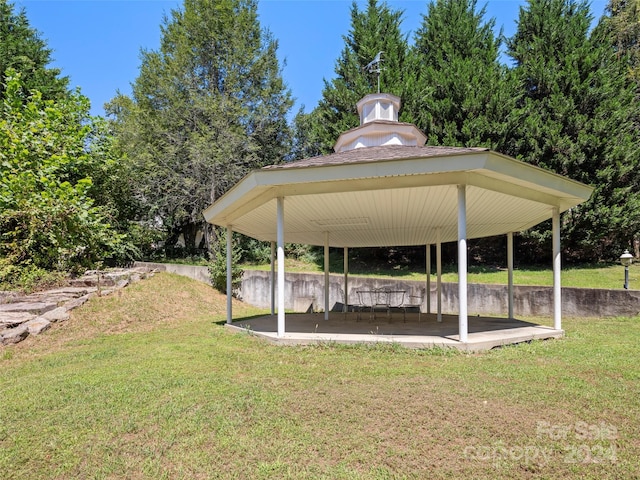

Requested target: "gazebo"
[{"left": 203, "top": 93, "right": 593, "bottom": 347}]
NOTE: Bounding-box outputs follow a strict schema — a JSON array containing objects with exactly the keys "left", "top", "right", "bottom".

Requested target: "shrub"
[{"left": 208, "top": 230, "right": 243, "bottom": 297}]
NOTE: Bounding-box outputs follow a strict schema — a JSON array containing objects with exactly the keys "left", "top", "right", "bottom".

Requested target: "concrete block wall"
[
  {"left": 134, "top": 261, "right": 212, "bottom": 285},
  {"left": 241, "top": 271, "right": 640, "bottom": 318},
  {"left": 134, "top": 262, "right": 640, "bottom": 318}
]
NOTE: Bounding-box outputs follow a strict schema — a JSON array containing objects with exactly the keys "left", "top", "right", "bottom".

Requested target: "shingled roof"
[{"left": 263, "top": 145, "right": 490, "bottom": 170}]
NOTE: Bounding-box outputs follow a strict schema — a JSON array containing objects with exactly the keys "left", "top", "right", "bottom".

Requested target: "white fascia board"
[
  {"left": 202, "top": 171, "right": 268, "bottom": 225},
  {"left": 468, "top": 171, "right": 586, "bottom": 211},
  {"left": 483, "top": 153, "right": 594, "bottom": 202}
]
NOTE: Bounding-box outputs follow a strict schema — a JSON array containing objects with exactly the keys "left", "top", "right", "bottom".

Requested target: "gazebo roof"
[{"left": 202, "top": 144, "right": 593, "bottom": 248}]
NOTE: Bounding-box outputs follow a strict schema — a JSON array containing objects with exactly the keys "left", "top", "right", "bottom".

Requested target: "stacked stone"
[{"left": 0, "top": 267, "right": 157, "bottom": 346}]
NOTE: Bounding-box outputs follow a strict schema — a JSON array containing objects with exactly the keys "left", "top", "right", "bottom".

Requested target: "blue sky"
[{"left": 15, "top": 0, "right": 607, "bottom": 117}]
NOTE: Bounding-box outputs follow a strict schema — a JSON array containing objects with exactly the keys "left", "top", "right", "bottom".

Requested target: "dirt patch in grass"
[{"left": 280, "top": 375, "right": 599, "bottom": 478}]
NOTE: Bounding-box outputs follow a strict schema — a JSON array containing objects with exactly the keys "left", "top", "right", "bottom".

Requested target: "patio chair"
[
  {"left": 355, "top": 290, "right": 371, "bottom": 321},
  {"left": 371, "top": 288, "right": 394, "bottom": 321},
  {"left": 386, "top": 289, "right": 406, "bottom": 322},
  {"left": 342, "top": 288, "right": 365, "bottom": 319},
  {"left": 355, "top": 289, "right": 387, "bottom": 321},
  {"left": 402, "top": 288, "right": 425, "bottom": 322}
]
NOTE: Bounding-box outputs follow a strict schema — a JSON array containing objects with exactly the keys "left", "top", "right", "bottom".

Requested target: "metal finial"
[{"left": 364, "top": 51, "right": 384, "bottom": 94}]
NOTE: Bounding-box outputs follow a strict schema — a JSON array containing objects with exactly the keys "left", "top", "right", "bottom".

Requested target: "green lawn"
[
  {"left": 1, "top": 272, "right": 638, "bottom": 479},
  {"left": 244, "top": 260, "right": 640, "bottom": 290}
]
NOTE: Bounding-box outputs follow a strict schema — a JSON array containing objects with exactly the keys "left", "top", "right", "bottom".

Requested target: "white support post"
[
  {"left": 426, "top": 244, "right": 431, "bottom": 314},
  {"left": 324, "top": 232, "right": 330, "bottom": 320},
  {"left": 458, "top": 185, "right": 468, "bottom": 343},
  {"left": 344, "top": 247, "right": 349, "bottom": 313},
  {"left": 552, "top": 207, "right": 562, "bottom": 330},
  {"left": 277, "top": 197, "right": 285, "bottom": 337},
  {"left": 437, "top": 230, "right": 442, "bottom": 323},
  {"left": 507, "top": 232, "right": 514, "bottom": 319},
  {"left": 270, "top": 241, "right": 275, "bottom": 316},
  {"left": 226, "top": 225, "right": 233, "bottom": 324}
]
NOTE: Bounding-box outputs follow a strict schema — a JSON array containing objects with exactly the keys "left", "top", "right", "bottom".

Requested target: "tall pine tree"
[
  {"left": 506, "top": 0, "right": 640, "bottom": 261},
  {"left": 109, "top": 0, "right": 292, "bottom": 253},
  {"left": 307, "top": 0, "right": 409, "bottom": 154},
  {"left": 601, "top": 0, "right": 640, "bottom": 84},
  {"left": 0, "top": 0, "right": 68, "bottom": 100},
  {"left": 404, "top": 0, "right": 516, "bottom": 149}
]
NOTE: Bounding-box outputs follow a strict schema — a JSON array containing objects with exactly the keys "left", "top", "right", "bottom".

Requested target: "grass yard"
[
  {"left": 1, "top": 272, "right": 638, "bottom": 479},
  {"left": 243, "top": 260, "right": 640, "bottom": 290}
]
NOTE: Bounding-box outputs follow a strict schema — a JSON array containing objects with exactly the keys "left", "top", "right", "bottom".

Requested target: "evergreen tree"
[
  {"left": 309, "top": 0, "right": 409, "bottom": 154},
  {"left": 405, "top": 0, "right": 516, "bottom": 149},
  {"left": 600, "top": 0, "right": 640, "bottom": 83},
  {"left": 506, "top": 0, "right": 640, "bottom": 261},
  {"left": 0, "top": 0, "right": 68, "bottom": 100},
  {"left": 109, "top": 0, "right": 292, "bottom": 253},
  {"left": 289, "top": 106, "right": 323, "bottom": 161}
]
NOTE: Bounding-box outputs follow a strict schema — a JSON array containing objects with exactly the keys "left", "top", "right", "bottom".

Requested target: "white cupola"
[{"left": 333, "top": 93, "right": 427, "bottom": 153}]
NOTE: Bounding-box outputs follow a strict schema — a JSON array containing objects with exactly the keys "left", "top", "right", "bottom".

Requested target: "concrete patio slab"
[{"left": 226, "top": 312, "right": 564, "bottom": 352}]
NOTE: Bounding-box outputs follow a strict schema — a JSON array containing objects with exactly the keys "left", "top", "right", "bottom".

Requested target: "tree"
[
  {"left": 0, "top": 71, "right": 126, "bottom": 286},
  {"left": 506, "top": 0, "right": 640, "bottom": 261},
  {"left": 109, "top": 0, "right": 292, "bottom": 254},
  {"left": 404, "top": 0, "right": 516, "bottom": 149},
  {"left": 600, "top": 0, "right": 640, "bottom": 84},
  {"left": 0, "top": 0, "right": 68, "bottom": 101},
  {"left": 288, "top": 106, "right": 323, "bottom": 161},
  {"left": 309, "top": 0, "right": 410, "bottom": 154}
]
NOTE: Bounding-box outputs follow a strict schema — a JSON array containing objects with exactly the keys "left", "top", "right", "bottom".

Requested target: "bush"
[
  {"left": 0, "top": 261, "right": 66, "bottom": 293},
  {"left": 208, "top": 230, "right": 243, "bottom": 297},
  {"left": 0, "top": 71, "right": 130, "bottom": 275}
]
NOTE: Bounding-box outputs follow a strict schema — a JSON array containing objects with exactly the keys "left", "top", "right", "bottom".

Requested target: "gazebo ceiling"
[{"left": 203, "top": 145, "right": 593, "bottom": 248}]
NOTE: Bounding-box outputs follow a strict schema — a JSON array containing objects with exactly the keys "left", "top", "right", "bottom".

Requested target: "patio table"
[{"left": 356, "top": 289, "right": 406, "bottom": 321}]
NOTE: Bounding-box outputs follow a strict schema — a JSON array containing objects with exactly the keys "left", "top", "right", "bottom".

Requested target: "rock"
[
  {"left": 0, "top": 312, "right": 36, "bottom": 327},
  {"left": 0, "top": 291, "right": 18, "bottom": 304},
  {"left": 41, "top": 307, "right": 70, "bottom": 323},
  {"left": 25, "top": 317, "right": 51, "bottom": 335},
  {"left": 63, "top": 293, "right": 93, "bottom": 311},
  {"left": 0, "top": 302, "right": 57, "bottom": 315},
  {"left": 31, "top": 286, "right": 97, "bottom": 297},
  {"left": 69, "top": 276, "right": 115, "bottom": 288},
  {"left": 0, "top": 267, "right": 154, "bottom": 347},
  {"left": 1, "top": 324, "right": 29, "bottom": 345}
]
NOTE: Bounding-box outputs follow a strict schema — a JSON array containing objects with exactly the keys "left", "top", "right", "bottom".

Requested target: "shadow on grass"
[{"left": 213, "top": 313, "right": 271, "bottom": 326}]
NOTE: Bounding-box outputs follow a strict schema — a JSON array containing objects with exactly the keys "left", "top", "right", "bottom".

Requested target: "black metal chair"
[{"left": 402, "top": 288, "right": 425, "bottom": 322}]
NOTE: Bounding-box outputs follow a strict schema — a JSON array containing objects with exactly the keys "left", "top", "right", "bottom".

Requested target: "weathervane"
[{"left": 364, "top": 51, "right": 384, "bottom": 94}]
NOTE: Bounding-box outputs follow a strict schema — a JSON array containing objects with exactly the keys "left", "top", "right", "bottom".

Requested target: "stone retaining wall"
[
  {"left": 134, "top": 262, "right": 640, "bottom": 318},
  {"left": 1, "top": 267, "right": 157, "bottom": 346}
]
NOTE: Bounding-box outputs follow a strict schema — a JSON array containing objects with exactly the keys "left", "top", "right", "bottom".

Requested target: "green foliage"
[
  {"left": 601, "top": 0, "right": 640, "bottom": 83},
  {"left": 109, "top": 0, "right": 293, "bottom": 255},
  {"left": 0, "top": 0, "right": 68, "bottom": 101},
  {"left": 505, "top": 0, "right": 640, "bottom": 261},
  {"left": 237, "top": 237, "right": 271, "bottom": 265},
  {"left": 0, "top": 71, "right": 127, "bottom": 277},
  {"left": 405, "top": 0, "right": 517, "bottom": 149},
  {"left": 208, "top": 229, "right": 243, "bottom": 295},
  {"left": 308, "top": 0, "right": 410, "bottom": 153},
  {"left": 288, "top": 106, "right": 323, "bottom": 161},
  {"left": 0, "top": 261, "right": 66, "bottom": 292}
]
